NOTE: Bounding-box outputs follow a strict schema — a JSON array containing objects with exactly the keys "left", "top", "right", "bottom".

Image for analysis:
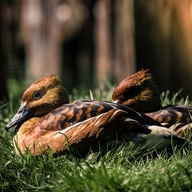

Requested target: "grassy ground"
[{"left": 0, "top": 87, "right": 192, "bottom": 191}]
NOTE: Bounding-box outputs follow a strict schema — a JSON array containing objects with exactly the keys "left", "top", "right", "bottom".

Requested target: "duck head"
[
  {"left": 112, "top": 69, "right": 162, "bottom": 112},
  {"left": 5, "top": 74, "right": 69, "bottom": 130}
]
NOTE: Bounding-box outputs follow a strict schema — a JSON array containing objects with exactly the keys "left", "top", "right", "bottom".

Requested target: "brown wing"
[
  {"left": 146, "top": 105, "right": 192, "bottom": 126},
  {"left": 38, "top": 100, "right": 160, "bottom": 131},
  {"left": 47, "top": 109, "right": 154, "bottom": 155},
  {"left": 18, "top": 109, "right": 139, "bottom": 155}
]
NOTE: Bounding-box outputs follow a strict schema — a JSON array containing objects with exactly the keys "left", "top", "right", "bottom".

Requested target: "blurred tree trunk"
[
  {"left": 94, "top": 0, "right": 112, "bottom": 87},
  {"left": 112, "top": 0, "right": 135, "bottom": 81},
  {"left": 134, "top": 0, "right": 172, "bottom": 91},
  {"left": 134, "top": 0, "right": 192, "bottom": 98},
  {"left": 94, "top": 0, "right": 135, "bottom": 87},
  {"left": 170, "top": 0, "right": 192, "bottom": 98},
  {"left": 0, "top": 1, "right": 8, "bottom": 100},
  {"left": 20, "top": 0, "right": 67, "bottom": 82}
]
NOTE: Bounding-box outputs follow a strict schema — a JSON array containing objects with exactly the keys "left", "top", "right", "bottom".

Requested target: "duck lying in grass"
[
  {"left": 5, "top": 75, "right": 185, "bottom": 156},
  {"left": 112, "top": 69, "right": 192, "bottom": 137},
  {"left": 112, "top": 69, "right": 162, "bottom": 113}
]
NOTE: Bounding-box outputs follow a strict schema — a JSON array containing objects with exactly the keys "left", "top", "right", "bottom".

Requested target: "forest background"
[{"left": 1, "top": 0, "right": 192, "bottom": 101}]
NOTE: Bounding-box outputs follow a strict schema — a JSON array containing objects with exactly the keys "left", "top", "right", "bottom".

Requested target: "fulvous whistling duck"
[
  {"left": 112, "top": 69, "right": 162, "bottom": 113},
  {"left": 5, "top": 75, "right": 185, "bottom": 156},
  {"left": 112, "top": 69, "right": 192, "bottom": 137}
]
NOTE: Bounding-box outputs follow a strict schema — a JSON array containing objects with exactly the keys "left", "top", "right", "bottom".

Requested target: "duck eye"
[{"left": 33, "top": 91, "right": 41, "bottom": 99}]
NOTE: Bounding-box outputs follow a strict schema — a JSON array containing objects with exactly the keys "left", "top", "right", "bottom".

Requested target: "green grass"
[{"left": 0, "top": 88, "right": 192, "bottom": 191}]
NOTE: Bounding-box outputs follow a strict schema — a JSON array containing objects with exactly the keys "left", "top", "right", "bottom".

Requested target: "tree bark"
[
  {"left": 94, "top": 0, "right": 112, "bottom": 87},
  {"left": 113, "top": 0, "right": 135, "bottom": 81},
  {"left": 94, "top": 0, "right": 136, "bottom": 87},
  {"left": 21, "top": 0, "right": 68, "bottom": 82},
  {"left": 134, "top": 0, "right": 192, "bottom": 98}
]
